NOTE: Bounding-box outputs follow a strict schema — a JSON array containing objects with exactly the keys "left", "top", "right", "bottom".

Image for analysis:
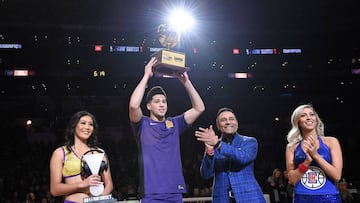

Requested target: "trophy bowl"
[{"left": 157, "top": 23, "right": 178, "bottom": 49}]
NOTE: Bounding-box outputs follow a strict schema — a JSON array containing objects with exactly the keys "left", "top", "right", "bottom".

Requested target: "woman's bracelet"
[{"left": 298, "top": 163, "right": 309, "bottom": 173}]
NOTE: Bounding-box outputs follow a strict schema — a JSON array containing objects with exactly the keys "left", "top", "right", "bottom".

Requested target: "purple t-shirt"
[{"left": 131, "top": 114, "right": 189, "bottom": 197}]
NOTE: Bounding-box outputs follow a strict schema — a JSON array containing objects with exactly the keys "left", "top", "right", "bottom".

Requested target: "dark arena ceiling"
[{"left": 0, "top": 0, "right": 360, "bottom": 179}]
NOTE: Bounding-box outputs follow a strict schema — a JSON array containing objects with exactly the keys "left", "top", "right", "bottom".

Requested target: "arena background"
[{"left": 0, "top": 0, "right": 359, "bottom": 202}]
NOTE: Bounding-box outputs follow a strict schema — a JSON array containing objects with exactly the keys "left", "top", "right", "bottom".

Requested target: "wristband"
[
  {"left": 205, "top": 148, "right": 214, "bottom": 156},
  {"left": 298, "top": 163, "right": 309, "bottom": 173}
]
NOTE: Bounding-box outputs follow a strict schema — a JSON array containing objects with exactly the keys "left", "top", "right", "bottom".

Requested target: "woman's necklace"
[{"left": 72, "top": 145, "right": 90, "bottom": 158}]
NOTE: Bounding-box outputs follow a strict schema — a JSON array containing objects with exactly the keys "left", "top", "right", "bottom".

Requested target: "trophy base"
[
  {"left": 151, "top": 49, "right": 189, "bottom": 76},
  {"left": 152, "top": 62, "right": 190, "bottom": 77},
  {"left": 83, "top": 194, "right": 116, "bottom": 203}
]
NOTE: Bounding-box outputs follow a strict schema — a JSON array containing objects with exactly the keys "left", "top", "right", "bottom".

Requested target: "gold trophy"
[{"left": 151, "top": 24, "right": 189, "bottom": 76}]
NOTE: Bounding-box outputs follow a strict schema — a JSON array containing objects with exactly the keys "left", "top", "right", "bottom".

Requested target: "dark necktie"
[{"left": 223, "top": 135, "right": 234, "bottom": 144}]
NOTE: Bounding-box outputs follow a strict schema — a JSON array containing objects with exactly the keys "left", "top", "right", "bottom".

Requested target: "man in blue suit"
[{"left": 195, "top": 107, "right": 266, "bottom": 203}]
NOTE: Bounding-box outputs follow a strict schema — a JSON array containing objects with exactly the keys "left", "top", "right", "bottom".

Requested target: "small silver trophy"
[
  {"left": 83, "top": 152, "right": 105, "bottom": 196},
  {"left": 81, "top": 149, "right": 115, "bottom": 203}
]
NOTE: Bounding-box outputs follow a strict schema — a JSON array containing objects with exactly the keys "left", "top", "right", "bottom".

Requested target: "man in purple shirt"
[{"left": 129, "top": 57, "right": 205, "bottom": 203}]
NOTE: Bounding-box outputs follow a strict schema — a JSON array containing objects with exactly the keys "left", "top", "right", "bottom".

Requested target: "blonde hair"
[{"left": 286, "top": 104, "right": 324, "bottom": 147}]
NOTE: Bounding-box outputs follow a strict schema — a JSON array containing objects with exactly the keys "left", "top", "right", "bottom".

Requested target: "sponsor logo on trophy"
[{"left": 151, "top": 24, "right": 189, "bottom": 76}]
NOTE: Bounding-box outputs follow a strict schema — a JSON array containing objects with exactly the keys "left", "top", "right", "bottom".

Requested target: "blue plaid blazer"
[{"left": 200, "top": 133, "right": 266, "bottom": 203}]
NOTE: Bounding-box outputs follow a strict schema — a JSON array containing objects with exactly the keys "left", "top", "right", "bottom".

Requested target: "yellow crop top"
[
  {"left": 61, "top": 146, "right": 81, "bottom": 179},
  {"left": 61, "top": 146, "right": 109, "bottom": 179}
]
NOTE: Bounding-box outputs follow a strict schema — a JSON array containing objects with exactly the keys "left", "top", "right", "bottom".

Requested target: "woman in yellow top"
[{"left": 50, "top": 111, "right": 113, "bottom": 203}]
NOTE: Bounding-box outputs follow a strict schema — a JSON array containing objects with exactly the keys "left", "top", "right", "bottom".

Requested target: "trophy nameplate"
[
  {"left": 151, "top": 24, "right": 190, "bottom": 76},
  {"left": 83, "top": 194, "right": 116, "bottom": 203}
]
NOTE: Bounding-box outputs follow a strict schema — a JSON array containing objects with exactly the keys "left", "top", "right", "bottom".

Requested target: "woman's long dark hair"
[{"left": 64, "top": 111, "right": 100, "bottom": 149}]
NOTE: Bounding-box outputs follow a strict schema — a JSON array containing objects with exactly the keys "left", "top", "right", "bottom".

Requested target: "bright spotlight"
[
  {"left": 26, "top": 119, "right": 32, "bottom": 126},
  {"left": 168, "top": 10, "right": 194, "bottom": 32}
]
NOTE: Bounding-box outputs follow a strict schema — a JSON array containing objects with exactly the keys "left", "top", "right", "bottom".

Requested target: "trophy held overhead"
[{"left": 151, "top": 24, "right": 189, "bottom": 77}]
